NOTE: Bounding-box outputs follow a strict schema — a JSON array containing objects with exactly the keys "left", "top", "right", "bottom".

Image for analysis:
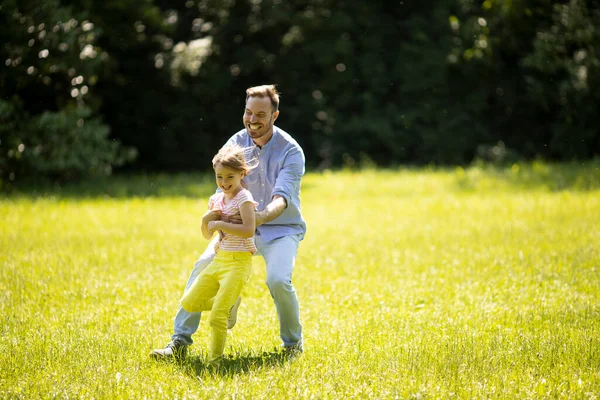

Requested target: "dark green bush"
[{"left": 0, "top": 101, "right": 136, "bottom": 183}]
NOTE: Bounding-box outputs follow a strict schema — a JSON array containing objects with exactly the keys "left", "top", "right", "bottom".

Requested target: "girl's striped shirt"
[{"left": 208, "top": 189, "right": 258, "bottom": 254}]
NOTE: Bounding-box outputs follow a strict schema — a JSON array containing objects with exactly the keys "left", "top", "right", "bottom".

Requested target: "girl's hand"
[
  {"left": 203, "top": 209, "right": 222, "bottom": 223},
  {"left": 207, "top": 220, "right": 220, "bottom": 233}
]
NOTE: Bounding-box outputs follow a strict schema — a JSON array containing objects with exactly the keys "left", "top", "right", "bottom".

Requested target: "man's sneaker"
[
  {"left": 283, "top": 343, "right": 303, "bottom": 358},
  {"left": 227, "top": 296, "right": 242, "bottom": 329},
  {"left": 150, "top": 339, "right": 188, "bottom": 360}
]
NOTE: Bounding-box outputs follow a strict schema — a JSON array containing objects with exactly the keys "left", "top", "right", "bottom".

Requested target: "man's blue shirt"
[{"left": 225, "top": 126, "right": 306, "bottom": 242}]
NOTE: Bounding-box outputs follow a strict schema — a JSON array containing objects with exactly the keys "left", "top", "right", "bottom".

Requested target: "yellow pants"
[{"left": 180, "top": 251, "right": 252, "bottom": 362}]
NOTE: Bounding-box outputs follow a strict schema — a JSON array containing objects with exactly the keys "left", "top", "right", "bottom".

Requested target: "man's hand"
[
  {"left": 221, "top": 210, "right": 265, "bottom": 227},
  {"left": 222, "top": 213, "right": 242, "bottom": 225}
]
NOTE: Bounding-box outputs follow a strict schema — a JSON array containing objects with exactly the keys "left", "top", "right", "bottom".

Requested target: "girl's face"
[{"left": 214, "top": 162, "right": 245, "bottom": 196}]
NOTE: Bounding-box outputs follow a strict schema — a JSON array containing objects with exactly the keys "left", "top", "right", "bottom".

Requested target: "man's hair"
[
  {"left": 245, "top": 84, "right": 280, "bottom": 112},
  {"left": 212, "top": 144, "right": 258, "bottom": 174}
]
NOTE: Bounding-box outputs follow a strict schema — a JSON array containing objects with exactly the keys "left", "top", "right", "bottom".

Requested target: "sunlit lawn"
[{"left": 1, "top": 162, "right": 599, "bottom": 398}]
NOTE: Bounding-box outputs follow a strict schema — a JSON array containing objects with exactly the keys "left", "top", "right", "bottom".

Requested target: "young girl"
[{"left": 180, "top": 144, "right": 258, "bottom": 364}]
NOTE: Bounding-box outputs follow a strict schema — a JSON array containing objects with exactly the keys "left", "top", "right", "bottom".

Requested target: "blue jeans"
[{"left": 172, "top": 234, "right": 303, "bottom": 347}]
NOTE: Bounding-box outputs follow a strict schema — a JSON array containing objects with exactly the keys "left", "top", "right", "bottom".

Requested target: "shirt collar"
[
  {"left": 262, "top": 126, "right": 278, "bottom": 150},
  {"left": 253, "top": 126, "right": 278, "bottom": 151}
]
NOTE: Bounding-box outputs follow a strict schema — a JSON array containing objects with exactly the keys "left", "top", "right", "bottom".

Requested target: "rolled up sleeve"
[{"left": 271, "top": 147, "right": 305, "bottom": 207}]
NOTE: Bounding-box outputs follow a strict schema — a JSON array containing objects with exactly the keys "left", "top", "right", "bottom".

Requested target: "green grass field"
[{"left": 1, "top": 162, "right": 599, "bottom": 399}]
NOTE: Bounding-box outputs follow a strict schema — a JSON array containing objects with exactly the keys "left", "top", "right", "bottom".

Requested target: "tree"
[
  {"left": 449, "top": 0, "right": 600, "bottom": 160},
  {"left": 0, "top": 0, "right": 136, "bottom": 183}
]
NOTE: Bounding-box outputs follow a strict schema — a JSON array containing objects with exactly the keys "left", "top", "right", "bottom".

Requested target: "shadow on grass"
[
  {"left": 2, "top": 173, "right": 217, "bottom": 199},
  {"left": 5, "top": 161, "right": 598, "bottom": 200},
  {"left": 2, "top": 172, "right": 318, "bottom": 200},
  {"left": 182, "top": 349, "right": 299, "bottom": 378}
]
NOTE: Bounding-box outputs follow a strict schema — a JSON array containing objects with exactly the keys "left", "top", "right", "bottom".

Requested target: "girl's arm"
[
  {"left": 201, "top": 209, "right": 222, "bottom": 240},
  {"left": 208, "top": 202, "right": 256, "bottom": 238}
]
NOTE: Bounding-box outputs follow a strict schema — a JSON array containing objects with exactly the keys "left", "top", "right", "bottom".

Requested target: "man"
[{"left": 151, "top": 84, "right": 306, "bottom": 359}]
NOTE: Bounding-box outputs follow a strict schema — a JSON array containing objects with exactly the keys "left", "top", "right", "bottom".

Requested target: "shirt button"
[{"left": 261, "top": 183, "right": 265, "bottom": 187}]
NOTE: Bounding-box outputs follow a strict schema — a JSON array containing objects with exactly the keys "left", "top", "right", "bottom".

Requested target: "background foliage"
[{"left": 1, "top": 0, "right": 599, "bottom": 182}]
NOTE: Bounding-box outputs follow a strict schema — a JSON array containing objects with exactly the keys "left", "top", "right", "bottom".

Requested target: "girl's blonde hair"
[{"left": 212, "top": 144, "right": 259, "bottom": 175}]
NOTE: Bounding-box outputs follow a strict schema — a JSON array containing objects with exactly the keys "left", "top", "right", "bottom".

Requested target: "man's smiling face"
[{"left": 243, "top": 96, "right": 279, "bottom": 146}]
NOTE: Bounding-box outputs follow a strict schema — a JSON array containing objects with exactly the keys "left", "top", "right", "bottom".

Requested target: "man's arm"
[
  {"left": 224, "top": 195, "right": 286, "bottom": 227},
  {"left": 256, "top": 146, "right": 304, "bottom": 226},
  {"left": 256, "top": 195, "right": 287, "bottom": 226}
]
